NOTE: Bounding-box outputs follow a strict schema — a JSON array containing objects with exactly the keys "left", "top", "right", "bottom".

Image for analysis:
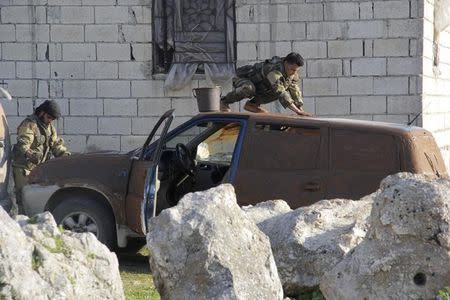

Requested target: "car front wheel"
[{"left": 52, "top": 196, "right": 116, "bottom": 249}]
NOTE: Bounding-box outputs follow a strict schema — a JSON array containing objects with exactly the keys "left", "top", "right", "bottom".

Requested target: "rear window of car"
[{"left": 331, "top": 129, "right": 399, "bottom": 172}]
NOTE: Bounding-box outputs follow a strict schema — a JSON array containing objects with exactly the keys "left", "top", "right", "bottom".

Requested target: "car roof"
[{"left": 194, "top": 111, "right": 428, "bottom": 137}]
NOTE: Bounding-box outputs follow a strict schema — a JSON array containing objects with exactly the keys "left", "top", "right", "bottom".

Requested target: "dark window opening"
[{"left": 153, "top": 0, "right": 236, "bottom": 75}]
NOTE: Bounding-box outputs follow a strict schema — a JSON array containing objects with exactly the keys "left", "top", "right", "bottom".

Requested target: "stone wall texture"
[{"left": 0, "top": 0, "right": 448, "bottom": 167}]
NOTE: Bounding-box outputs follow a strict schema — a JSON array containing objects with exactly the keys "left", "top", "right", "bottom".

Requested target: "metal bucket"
[{"left": 192, "top": 87, "right": 221, "bottom": 112}]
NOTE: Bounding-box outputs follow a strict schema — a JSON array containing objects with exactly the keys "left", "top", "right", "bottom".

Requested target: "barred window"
[{"left": 153, "top": 0, "right": 236, "bottom": 90}]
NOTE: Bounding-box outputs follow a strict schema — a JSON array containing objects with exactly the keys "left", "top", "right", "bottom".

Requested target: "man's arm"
[
  {"left": 286, "top": 102, "right": 313, "bottom": 116},
  {"left": 50, "top": 126, "right": 70, "bottom": 157}
]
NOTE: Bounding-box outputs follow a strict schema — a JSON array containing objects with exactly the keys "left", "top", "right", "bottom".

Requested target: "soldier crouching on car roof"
[
  {"left": 12, "top": 100, "right": 70, "bottom": 214},
  {"left": 220, "top": 52, "right": 312, "bottom": 116}
]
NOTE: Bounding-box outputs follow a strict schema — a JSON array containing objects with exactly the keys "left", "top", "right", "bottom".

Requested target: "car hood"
[{"left": 28, "top": 151, "right": 133, "bottom": 187}]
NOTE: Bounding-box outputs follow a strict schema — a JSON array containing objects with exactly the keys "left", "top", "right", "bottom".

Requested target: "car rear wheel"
[{"left": 52, "top": 196, "right": 116, "bottom": 250}]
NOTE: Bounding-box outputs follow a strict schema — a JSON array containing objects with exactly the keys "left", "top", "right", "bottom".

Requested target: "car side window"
[
  {"left": 165, "top": 121, "right": 241, "bottom": 164},
  {"left": 331, "top": 129, "right": 398, "bottom": 171},
  {"left": 245, "top": 123, "right": 322, "bottom": 170}
]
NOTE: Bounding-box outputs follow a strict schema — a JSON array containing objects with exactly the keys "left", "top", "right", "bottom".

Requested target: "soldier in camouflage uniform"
[
  {"left": 12, "top": 100, "right": 70, "bottom": 213},
  {"left": 221, "top": 52, "right": 311, "bottom": 116}
]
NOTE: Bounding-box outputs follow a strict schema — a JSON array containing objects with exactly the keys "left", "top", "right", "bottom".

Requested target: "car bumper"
[{"left": 22, "top": 184, "right": 59, "bottom": 216}]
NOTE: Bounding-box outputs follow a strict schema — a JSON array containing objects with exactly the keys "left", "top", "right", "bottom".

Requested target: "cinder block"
[
  {"left": 307, "top": 22, "right": 347, "bottom": 40},
  {"left": 271, "top": 22, "right": 306, "bottom": 41},
  {"left": 95, "top": 6, "right": 130, "bottom": 24},
  {"left": 99, "top": 117, "right": 131, "bottom": 134},
  {"left": 293, "top": 41, "right": 327, "bottom": 59},
  {"left": 86, "top": 25, "right": 118, "bottom": 42},
  {"left": 351, "top": 96, "right": 386, "bottom": 114},
  {"left": 98, "top": 80, "right": 130, "bottom": 98},
  {"left": 17, "top": 62, "right": 51, "bottom": 79},
  {"left": 237, "top": 23, "right": 271, "bottom": 41},
  {"left": 0, "top": 25, "right": 15, "bottom": 42},
  {"left": 119, "top": 62, "right": 150, "bottom": 79},
  {"left": 37, "top": 43, "right": 63, "bottom": 61},
  {"left": 60, "top": 135, "right": 86, "bottom": 154},
  {"left": 132, "top": 117, "right": 159, "bottom": 135},
  {"left": 86, "top": 135, "right": 120, "bottom": 151},
  {"left": 61, "top": 6, "right": 94, "bottom": 24},
  {"left": 50, "top": 25, "right": 84, "bottom": 42},
  {"left": 237, "top": 4, "right": 288, "bottom": 23},
  {"left": 348, "top": 21, "right": 386, "bottom": 39},
  {"left": 374, "top": 76, "right": 409, "bottom": 95},
  {"left": 49, "top": 80, "right": 63, "bottom": 98},
  {"left": 172, "top": 98, "right": 198, "bottom": 116},
  {"left": 374, "top": 1, "right": 410, "bottom": 19},
  {"left": 351, "top": 58, "right": 386, "bottom": 76},
  {"left": 1, "top": 6, "right": 31, "bottom": 23},
  {"left": 387, "top": 57, "right": 421, "bottom": 75},
  {"left": 16, "top": 24, "right": 49, "bottom": 42},
  {"left": 82, "top": 0, "right": 115, "bottom": 5},
  {"left": 387, "top": 95, "right": 421, "bottom": 114},
  {"left": 360, "top": 2, "right": 373, "bottom": 19},
  {"left": 328, "top": 40, "right": 364, "bottom": 58},
  {"left": 5, "top": 80, "right": 35, "bottom": 97},
  {"left": 138, "top": 98, "right": 172, "bottom": 116},
  {"left": 0, "top": 62, "right": 15, "bottom": 78},
  {"left": 121, "top": 25, "right": 152, "bottom": 42},
  {"left": 48, "top": 0, "right": 81, "bottom": 4},
  {"left": 104, "top": 98, "right": 137, "bottom": 116},
  {"left": 307, "top": 59, "right": 342, "bottom": 77},
  {"left": 85, "top": 62, "right": 118, "bottom": 79},
  {"left": 2, "top": 43, "right": 33, "bottom": 61},
  {"left": 316, "top": 96, "right": 350, "bottom": 115},
  {"left": 51, "top": 62, "right": 84, "bottom": 79},
  {"left": 273, "top": 42, "right": 292, "bottom": 56},
  {"left": 132, "top": 80, "right": 164, "bottom": 98},
  {"left": 373, "top": 114, "right": 409, "bottom": 124},
  {"left": 130, "top": 6, "right": 151, "bottom": 24},
  {"left": 69, "top": 99, "right": 103, "bottom": 116},
  {"left": 64, "top": 117, "right": 97, "bottom": 134},
  {"left": 288, "top": 4, "right": 323, "bottom": 21},
  {"left": 64, "top": 80, "right": 96, "bottom": 98},
  {"left": 18, "top": 98, "right": 34, "bottom": 116},
  {"left": 338, "top": 77, "right": 373, "bottom": 95},
  {"left": 324, "top": 2, "right": 359, "bottom": 20},
  {"left": 120, "top": 135, "right": 147, "bottom": 152},
  {"left": 236, "top": 43, "right": 257, "bottom": 60},
  {"left": 373, "top": 39, "right": 410, "bottom": 56},
  {"left": 97, "top": 43, "right": 130, "bottom": 61},
  {"left": 62, "top": 44, "right": 96, "bottom": 61},
  {"left": 364, "top": 40, "right": 373, "bottom": 57},
  {"left": 130, "top": 44, "right": 152, "bottom": 61},
  {"left": 47, "top": 6, "right": 61, "bottom": 24},
  {"left": 302, "top": 78, "right": 338, "bottom": 96},
  {"left": 388, "top": 19, "right": 421, "bottom": 38}
]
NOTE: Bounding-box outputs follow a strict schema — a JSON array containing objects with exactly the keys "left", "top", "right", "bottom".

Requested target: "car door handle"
[{"left": 304, "top": 182, "right": 320, "bottom": 191}]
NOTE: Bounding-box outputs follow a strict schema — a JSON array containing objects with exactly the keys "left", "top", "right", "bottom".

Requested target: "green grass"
[{"left": 120, "top": 266, "right": 160, "bottom": 300}]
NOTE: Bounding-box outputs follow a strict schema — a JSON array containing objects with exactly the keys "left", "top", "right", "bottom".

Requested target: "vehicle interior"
[{"left": 144, "top": 120, "right": 241, "bottom": 214}]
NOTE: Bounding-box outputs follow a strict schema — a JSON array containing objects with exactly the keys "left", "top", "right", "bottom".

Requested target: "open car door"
[{"left": 133, "top": 109, "right": 174, "bottom": 234}]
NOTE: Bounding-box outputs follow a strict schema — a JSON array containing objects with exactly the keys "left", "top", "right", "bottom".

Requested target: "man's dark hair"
[{"left": 283, "top": 52, "right": 304, "bottom": 67}]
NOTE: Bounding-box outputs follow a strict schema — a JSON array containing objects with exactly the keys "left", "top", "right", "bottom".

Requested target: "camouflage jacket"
[
  {"left": 236, "top": 56, "right": 303, "bottom": 109},
  {"left": 12, "top": 114, "right": 69, "bottom": 171}
]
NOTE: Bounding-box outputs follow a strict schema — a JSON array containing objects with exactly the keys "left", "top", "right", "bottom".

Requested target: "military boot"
[
  {"left": 220, "top": 99, "right": 231, "bottom": 112},
  {"left": 244, "top": 101, "right": 268, "bottom": 113}
]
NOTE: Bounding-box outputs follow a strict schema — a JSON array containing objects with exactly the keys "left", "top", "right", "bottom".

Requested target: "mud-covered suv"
[{"left": 22, "top": 110, "right": 448, "bottom": 248}]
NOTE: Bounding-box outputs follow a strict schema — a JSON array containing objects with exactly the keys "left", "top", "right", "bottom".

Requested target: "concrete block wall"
[
  {"left": 0, "top": 0, "right": 446, "bottom": 159},
  {"left": 236, "top": 0, "right": 423, "bottom": 124},
  {"left": 422, "top": 0, "right": 450, "bottom": 167},
  {"left": 0, "top": 0, "right": 213, "bottom": 153}
]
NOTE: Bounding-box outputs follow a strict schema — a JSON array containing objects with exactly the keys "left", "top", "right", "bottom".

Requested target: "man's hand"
[
  {"left": 287, "top": 103, "right": 314, "bottom": 117},
  {"left": 26, "top": 150, "right": 43, "bottom": 164},
  {"left": 296, "top": 110, "right": 313, "bottom": 117}
]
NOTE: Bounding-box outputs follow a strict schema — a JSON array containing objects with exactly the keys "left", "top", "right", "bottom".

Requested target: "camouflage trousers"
[
  {"left": 221, "top": 78, "right": 278, "bottom": 105},
  {"left": 13, "top": 167, "right": 29, "bottom": 214}
]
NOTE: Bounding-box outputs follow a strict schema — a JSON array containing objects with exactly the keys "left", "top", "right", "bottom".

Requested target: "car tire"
[{"left": 52, "top": 196, "right": 116, "bottom": 250}]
